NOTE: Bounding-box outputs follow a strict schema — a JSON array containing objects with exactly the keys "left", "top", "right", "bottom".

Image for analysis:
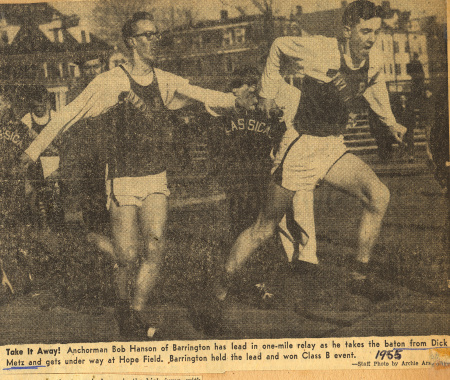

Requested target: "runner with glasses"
[{"left": 18, "top": 11, "right": 253, "bottom": 340}]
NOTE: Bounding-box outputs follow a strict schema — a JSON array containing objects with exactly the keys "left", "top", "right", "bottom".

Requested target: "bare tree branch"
[
  {"left": 218, "top": 0, "right": 232, "bottom": 8},
  {"left": 249, "top": 0, "right": 267, "bottom": 14},
  {"left": 91, "top": 0, "right": 197, "bottom": 47},
  {"left": 235, "top": 6, "right": 246, "bottom": 16}
]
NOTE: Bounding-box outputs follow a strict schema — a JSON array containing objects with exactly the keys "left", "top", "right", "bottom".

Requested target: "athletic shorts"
[
  {"left": 272, "top": 134, "right": 348, "bottom": 192},
  {"left": 40, "top": 156, "right": 60, "bottom": 179},
  {"left": 106, "top": 171, "right": 170, "bottom": 209}
]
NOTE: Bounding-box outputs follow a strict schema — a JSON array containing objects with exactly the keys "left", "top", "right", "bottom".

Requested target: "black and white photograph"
[{"left": 0, "top": 0, "right": 448, "bottom": 351}]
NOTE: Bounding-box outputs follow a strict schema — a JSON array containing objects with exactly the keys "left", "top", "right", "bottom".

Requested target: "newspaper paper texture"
[{"left": 0, "top": 0, "right": 448, "bottom": 378}]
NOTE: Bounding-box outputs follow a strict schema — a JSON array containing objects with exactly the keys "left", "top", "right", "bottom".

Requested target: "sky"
[{"left": 54, "top": 0, "right": 447, "bottom": 24}]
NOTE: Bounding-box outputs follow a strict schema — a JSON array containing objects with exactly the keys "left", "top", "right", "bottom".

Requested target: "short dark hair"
[
  {"left": 28, "top": 85, "right": 49, "bottom": 104},
  {"left": 229, "top": 66, "right": 260, "bottom": 90},
  {"left": 122, "top": 12, "right": 155, "bottom": 50},
  {"left": 342, "top": 0, "right": 385, "bottom": 28}
]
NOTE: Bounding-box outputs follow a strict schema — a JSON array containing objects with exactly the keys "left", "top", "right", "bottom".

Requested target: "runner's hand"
[
  {"left": 234, "top": 84, "right": 258, "bottom": 111},
  {"left": 14, "top": 152, "right": 34, "bottom": 177},
  {"left": 258, "top": 98, "right": 277, "bottom": 119},
  {"left": 389, "top": 123, "right": 407, "bottom": 143}
]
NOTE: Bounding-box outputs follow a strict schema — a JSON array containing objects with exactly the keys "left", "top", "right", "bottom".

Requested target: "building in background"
[
  {"left": 157, "top": 1, "right": 444, "bottom": 95},
  {"left": 158, "top": 9, "right": 301, "bottom": 90},
  {"left": 412, "top": 15, "right": 447, "bottom": 79},
  {"left": 294, "top": 1, "right": 432, "bottom": 93},
  {"left": 0, "top": 3, "right": 112, "bottom": 110}
]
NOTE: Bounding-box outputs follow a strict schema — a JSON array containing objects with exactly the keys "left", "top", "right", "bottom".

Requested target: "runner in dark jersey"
[
  {"left": 21, "top": 86, "right": 61, "bottom": 230},
  {"left": 0, "top": 91, "right": 37, "bottom": 299},
  {"left": 210, "top": 67, "right": 284, "bottom": 236},
  {"left": 203, "top": 2, "right": 408, "bottom": 334},
  {"left": 59, "top": 58, "right": 110, "bottom": 229},
  {"left": 0, "top": 92, "right": 36, "bottom": 226},
  {"left": 208, "top": 67, "right": 285, "bottom": 307},
  {"left": 18, "top": 12, "right": 249, "bottom": 340}
]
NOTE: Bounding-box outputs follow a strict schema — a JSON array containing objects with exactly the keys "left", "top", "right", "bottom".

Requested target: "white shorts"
[
  {"left": 40, "top": 156, "right": 60, "bottom": 179},
  {"left": 272, "top": 134, "right": 348, "bottom": 192},
  {"left": 106, "top": 171, "right": 170, "bottom": 209}
]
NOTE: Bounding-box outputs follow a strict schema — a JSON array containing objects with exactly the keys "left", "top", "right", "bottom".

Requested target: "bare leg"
[
  {"left": 109, "top": 201, "right": 139, "bottom": 302},
  {"left": 134, "top": 193, "right": 168, "bottom": 312},
  {"left": 216, "top": 182, "right": 294, "bottom": 299},
  {"left": 324, "top": 153, "right": 390, "bottom": 264},
  {"left": 86, "top": 232, "right": 115, "bottom": 258},
  {"left": 279, "top": 190, "right": 317, "bottom": 263}
]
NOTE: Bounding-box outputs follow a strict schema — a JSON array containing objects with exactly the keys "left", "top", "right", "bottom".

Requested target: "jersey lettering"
[
  {"left": 0, "top": 128, "right": 24, "bottom": 149},
  {"left": 225, "top": 118, "right": 271, "bottom": 136}
]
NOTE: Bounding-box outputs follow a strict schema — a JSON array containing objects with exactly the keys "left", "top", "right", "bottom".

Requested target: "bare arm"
[
  {"left": 260, "top": 36, "right": 340, "bottom": 101},
  {"left": 176, "top": 82, "right": 237, "bottom": 109},
  {"left": 24, "top": 74, "right": 121, "bottom": 161},
  {"left": 364, "top": 70, "right": 406, "bottom": 143}
]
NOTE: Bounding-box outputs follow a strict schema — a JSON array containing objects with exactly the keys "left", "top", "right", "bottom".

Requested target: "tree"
[
  {"left": 158, "top": 7, "right": 198, "bottom": 30},
  {"left": 218, "top": 0, "right": 278, "bottom": 16},
  {"left": 218, "top": 0, "right": 279, "bottom": 50},
  {"left": 91, "top": 0, "right": 197, "bottom": 49}
]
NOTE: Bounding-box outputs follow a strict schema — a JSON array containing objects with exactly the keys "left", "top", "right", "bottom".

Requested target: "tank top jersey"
[
  {"left": 211, "top": 108, "right": 285, "bottom": 177},
  {"left": 0, "top": 117, "right": 35, "bottom": 179},
  {"left": 295, "top": 54, "right": 371, "bottom": 137},
  {"left": 106, "top": 66, "right": 173, "bottom": 179}
]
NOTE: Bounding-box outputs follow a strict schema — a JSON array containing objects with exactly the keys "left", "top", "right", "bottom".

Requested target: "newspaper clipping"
[{"left": 0, "top": 0, "right": 448, "bottom": 378}]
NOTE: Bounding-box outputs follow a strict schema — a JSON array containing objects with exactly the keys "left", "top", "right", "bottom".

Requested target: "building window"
[
  {"left": 53, "top": 29, "right": 64, "bottom": 43},
  {"left": 384, "top": 64, "right": 386, "bottom": 74},
  {"left": 48, "top": 63, "right": 60, "bottom": 78},
  {"left": 49, "top": 92, "right": 57, "bottom": 111},
  {"left": 224, "top": 56, "right": 233, "bottom": 72},
  {"left": 81, "top": 30, "right": 86, "bottom": 43},
  {"left": 43, "top": 62, "right": 48, "bottom": 78},
  {"left": 203, "top": 33, "right": 212, "bottom": 44},
  {"left": 192, "top": 34, "right": 202, "bottom": 49},
  {"left": 393, "top": 41, "right": 399, "bottom": 54},
  {"left": 234, "top": 28, "right": 245, "bottom": 44},
  {"left": 58, "top": 62, "right": 64, "bottom": 78},
  {"left": 196, "top": 59, "right": 203, "bottom": 75},
  {"left": 405, "top": 41, "right": 410, "bottom": 53},
  {"left": 390, "top": 64, "right": 393, "bottom": 74},
  {"left": 381, "top": 40, "right": 384, "bottom": 51},
  {"left": 395, "top": 63, "right": 401, "bottom": 75},
  {"left": 222, "top": 30, "right": 232, "bottom": 46},
  {"left": 69, "top": 64, "right": 77, "bottom": 77}
]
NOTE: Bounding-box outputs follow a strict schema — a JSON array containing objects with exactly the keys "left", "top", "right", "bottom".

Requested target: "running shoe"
[
  {"left": 189, "top": 293, "right": 226, "bottom": 337},
  {"left": 246, "top": 283, "right": 279, "bottom": 309},
  {"left": 347, "top": 274, "right": 394, "bottom": 303},
  {"left": 114, "top": 303, "right": 158, "bottom": 340}
]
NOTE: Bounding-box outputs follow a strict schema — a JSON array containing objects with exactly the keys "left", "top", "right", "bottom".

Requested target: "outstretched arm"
[
  {"left": 260, "top": 36, "right": 340, "bottom": 101},
  {"left": 175, "top": 82, "right": 237, "bottom": 110},
  {"left": 23, "top": 74, "right": 121, "bottom": 162},
  {"left": 260, "top": 37, "right": 303, "bottom": 102},
  {"left": 364, "top": 70, "right": 406, "bottom": 143}
]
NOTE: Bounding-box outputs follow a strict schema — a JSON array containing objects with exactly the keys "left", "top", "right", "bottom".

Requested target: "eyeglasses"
[{"left": 132, "top": 31, "right": 161, "bottom": 41}]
